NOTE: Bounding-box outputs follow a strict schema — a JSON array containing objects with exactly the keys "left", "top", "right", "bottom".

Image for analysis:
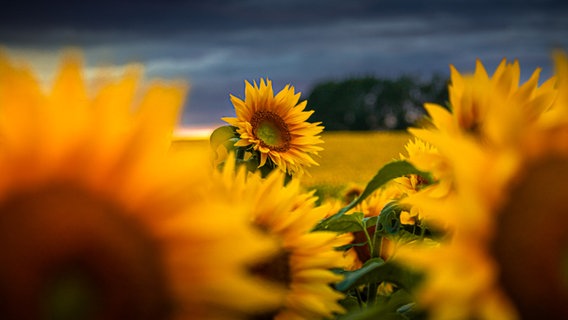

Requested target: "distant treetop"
[{"left": 306, "top": 75, "right": 449, "bottom": 131}]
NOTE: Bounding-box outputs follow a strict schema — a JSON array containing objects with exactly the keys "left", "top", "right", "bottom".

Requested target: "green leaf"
[
  {"left": 336, "top": 242, "right": 368, "bottom": 251},
  {"left": 314, "top": 160, "right": 432, "bottom": 232},
  {"left": 209, "top": 125, "right": 237, "bottom": 150},
  {"left": 335, "top": 258, "right": 385, "bottom": 292},
  {"left": 336, "top": 259, "right": 423, "bottom": 293},
  {"left": 339, "top": 295, "right": 362, "bottom": 313},
  {"left": 347, "top": 160, "right": 433, "bottom": 212},
  {"left": 314, "top": 212, "right": 365, "bottom": 233}
]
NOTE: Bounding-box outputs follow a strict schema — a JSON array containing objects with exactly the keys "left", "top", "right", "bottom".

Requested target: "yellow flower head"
[
  {"left": 395, "top": 52, "right": 568, "bottom": 320},
  {"left": 416, "top": 58, "right": 556, "bottom": 148},
  {"left": 401, "top": 138, "right": 447, "bottom": 181},
  {"left": 403, "top": 58, "right": 557, "bottom": 230},
  {"left": 400, "top": 208, "right": 419, "bottom": 225},
  {"left": 390, "top": 138, "right": 452, "bottom": 230},
  {"left": 219, "top": 160, "right": 353, "bottom": 320},
  {"left": 539, "top": 50, "right": 568, "bottom": 127},
  {"left": 222, "top": 79, "right": 324, "bottom": 176},
  {"left": 0, "top": 51, "right": 281, "bottom": 319}
]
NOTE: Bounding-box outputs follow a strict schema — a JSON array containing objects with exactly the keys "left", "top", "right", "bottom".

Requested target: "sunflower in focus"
[
  {"left": 0, "top": 51, "right": 282, "bottom": 319},
  {"left": 217, "top": 160, "right": 353, "bottom": 319},
  {"left": 394, "top": 52, "right": 568, "bottom": 319},
  {"left": 222, "top": 79, "right": 324, "bottom": 176}
]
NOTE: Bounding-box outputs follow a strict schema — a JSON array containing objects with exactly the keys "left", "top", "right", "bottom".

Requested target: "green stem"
[
  {"left": 420, "top": 221, "right": 426, "bottom": 240},
  {"left": 362, "top": 221, "right": 380, "bottom": 306},
  {"left": 367, "top": 282, "right": 378, "bottom": 306},
  {"left": 353, "top": 288, "right": 364, "bottom": 310},
  {"left": 361, "top": 225, "right": 375, "bottom": 258},
  {"left": 372, "top": 220, "right": 383, "bottom": 260}
]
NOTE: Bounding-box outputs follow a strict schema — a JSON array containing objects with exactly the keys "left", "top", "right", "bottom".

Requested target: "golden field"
[
  {"left": 300, "top": 131, "right": 410, "bottom": 186},
  {"left": 172, "top": 130, "right": 411, "bottom": 198}
]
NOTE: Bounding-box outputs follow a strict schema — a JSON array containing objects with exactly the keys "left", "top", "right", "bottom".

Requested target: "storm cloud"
[{"left": 1, "top": 0, "right": 567, "bottom": 126}]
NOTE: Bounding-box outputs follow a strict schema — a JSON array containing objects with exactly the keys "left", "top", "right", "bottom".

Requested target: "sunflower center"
[
  {"left": 250, "top": 111, "right": 291, "bottom": 152},
  {"left": 249, "top": 250, "right": 292, "bottom": 286},
  {"left": 491, "top": 158, "right": 568, "bottom": 318},
  {"left": 0, "top": 184, "right": 171, "bottom": 319},
  {"left": 459, "top": 102, "right": 484, "bottom": 138},
  {"left": 248, "top": 249, "right": 291, "bottom": 319}
]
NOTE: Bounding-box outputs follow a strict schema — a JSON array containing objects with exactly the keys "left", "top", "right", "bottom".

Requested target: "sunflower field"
[{"left": 1, "top": 49, "right": 568, "bottom": 320}]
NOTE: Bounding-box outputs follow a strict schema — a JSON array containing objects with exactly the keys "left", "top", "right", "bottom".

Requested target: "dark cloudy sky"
[{"left": 1, "top": 0, "right": 567, "bottom": 128}]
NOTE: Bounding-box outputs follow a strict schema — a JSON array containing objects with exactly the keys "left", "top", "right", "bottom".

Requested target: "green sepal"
[
  {"left": 235, "top": 158, "right": 259, "bottom": 173},
  {"left": 376, "top": 201, "right": 404, "bottom": 235},
  {"left": 209, "top": 125, "right": 238, "bottom": 150},
  {"left": 222, "top": 137, "right": 239, "bottom": 151}
]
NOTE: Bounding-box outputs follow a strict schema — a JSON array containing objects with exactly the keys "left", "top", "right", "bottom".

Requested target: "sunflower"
[
  {"left": 394, "top": 136, "right": 520, "bottom": 319},
  {"left": 395, "top": 138, "right": 456, "bottom": 228},
  {"left": 414, "top": 57, "right": 556, "bottom": 148},
  {"left": 393, "top": 52, "right": 568, "bottom": 319},
  {"left": 539, "top": 50, "right": 568, "bottom": 127},
  {"left": 0, "top": 51, "right": 282, "bottom": 319},
  {"left": 403, "top": 57, "right": 556, "bottom": 231},
  {"left": 218, "top": 160, "right": 353, "bottom": 319},
  {"left": 222, "top": 79, "right": 324, "bottom": 176}
]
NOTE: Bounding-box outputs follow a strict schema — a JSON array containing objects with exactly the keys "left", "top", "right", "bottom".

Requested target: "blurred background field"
[
  {"left": 301, "top": 130, "right": 410, "bottom": 181},
  {"left": 173, "top": 130, "right": 411, "bottom": 199},
  {"left": 300, "top": 131, "right": 411, "bottom": 200}
]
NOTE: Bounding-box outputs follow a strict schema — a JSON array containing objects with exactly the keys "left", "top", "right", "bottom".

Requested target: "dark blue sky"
[{"left": 1, "top": 0, "right": 567, "bottom": 127}]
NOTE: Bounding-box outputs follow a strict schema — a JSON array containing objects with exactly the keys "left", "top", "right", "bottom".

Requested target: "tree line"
[{"left": 306, "top": 75, "right": 449, "bottom": 131}]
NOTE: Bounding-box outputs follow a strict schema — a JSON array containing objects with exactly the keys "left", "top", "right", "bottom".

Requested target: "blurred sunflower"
[
  {"left": 394, "top": 52, "right": 568, "bottom": 319},
  {"left": 396, "top": 138, "right": 455, "bottom": 227},
  {"left": 414, "top": 57, "right": 556, "bottom": 148},
  {"left": 222, "top": 79, "right": 324, "bottom": 176},
  {"left": 0, "top": 52, "right": 282, "bottom": 319},
  {"left": 218, "top": 160, "right": 352, "bottom": 320},
  {"left": 539, "top": 50, "right": 568, "bottom": 127}
]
